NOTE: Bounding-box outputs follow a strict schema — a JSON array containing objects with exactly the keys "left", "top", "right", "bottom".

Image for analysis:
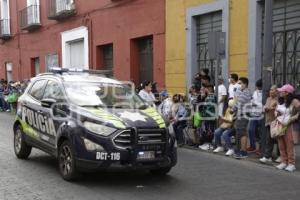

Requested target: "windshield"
[{"left": 64, "top": 82, "right": 147, "bottom": 109}]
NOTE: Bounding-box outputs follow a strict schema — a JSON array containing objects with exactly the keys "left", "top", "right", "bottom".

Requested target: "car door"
[
  {"left": 22, "top": 79, "right": 48, "bottom": 146},
  {"left": 40, "top": 80, "right": 67, "bottom": 149}
]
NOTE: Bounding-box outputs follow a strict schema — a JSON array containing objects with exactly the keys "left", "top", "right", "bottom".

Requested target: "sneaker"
[
  {"left": 225, "top": 149, "right": 235, "bottom": 156},
  {"left": 259, "top": 157, "right": 272, "bottom": 164},
  {"left": 213, "top": 146, "right": 224, "bottom": 153},
  {"left": 285, "top": 164, "right": 296, "bottom": 172},
  {"left": 208, "top": 144, "right": 214, "bottom": 150},
  {"left": 240, "top": 151, "right": 248, "bottom": 159},
  {"left": 276, "top": 162, "right": 287, "bottom": 170},
  {"left": 275, "top": 157, "right": 282, "bottom": 163},
  {"left": 234, "top": 153, "right": 242, "bottom": 159},
  {"left": 6, "top": 109, "right": 10, "bottom": 112},
  {"left": 247, "top": 147, "right": 256, "bottom": 153},
  {"left": 199, "top": 143, "right": 209, "bottom": 151},
  {"left": 198, "top": 143, "right": 207, "bottom": 148}
]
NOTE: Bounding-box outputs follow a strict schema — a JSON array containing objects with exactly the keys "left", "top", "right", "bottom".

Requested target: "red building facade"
[{"left": 0, "top": 0, "right": 165, "bottom": 88}]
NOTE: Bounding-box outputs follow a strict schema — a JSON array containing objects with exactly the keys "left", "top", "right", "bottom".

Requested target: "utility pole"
[{"left": 261, "top": 0, "right": 273, "bottom": 155}]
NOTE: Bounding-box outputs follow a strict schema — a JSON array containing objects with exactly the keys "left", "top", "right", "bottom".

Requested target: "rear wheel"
[
  {"left": 14, "top": 125, "right": 32, "bottom": 159},
  {"left": 150, "top": 167, "right": 172, "bottom": 176},
  {"left": 58, "top": 140, "right": 78, "bottom": 181}
]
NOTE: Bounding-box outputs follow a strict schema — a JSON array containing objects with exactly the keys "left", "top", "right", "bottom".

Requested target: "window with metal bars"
[
  {"left": 138, "top": 37, "right": 153, "bottom": 82},
  {"left": 102, "top": 44, "right": 113, "bottom": 71},
  {"left": 272, "top": 0, "right": 300, "bottom": 89},
  {"left": 195, "top": 11, "right": 222, "bottom": 81}
]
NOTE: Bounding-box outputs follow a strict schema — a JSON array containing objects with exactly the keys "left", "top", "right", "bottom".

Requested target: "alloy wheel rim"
[
  {"left": 14, "top": 129, "right": 22, "bottom": 153},
  {"left": 60, "top": 145, "right": 72, "bottom": 176}
]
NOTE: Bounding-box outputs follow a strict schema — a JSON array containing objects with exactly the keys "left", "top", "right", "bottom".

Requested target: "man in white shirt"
[
  {"left": 228, "top": 73, "right": 241, "bottom": 99},
  {"left": 218, "top": 77, "right": 227, "bottom": 117},
  {"left": 138, "top": 81, "right": 156, "bottom": 105}
]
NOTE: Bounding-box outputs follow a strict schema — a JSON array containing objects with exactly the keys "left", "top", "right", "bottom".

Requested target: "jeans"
[
  {"left": 248, "top": 119, "right": 262, "bottom": 149},
  {"left": 0, "top": 95, "right": 8, "bottom": 111},
  {"left": 173, "top": 121, "right": 187, "bottom": 145},
  {"left": 222, "top": 129, "right": 234, "bottom": 149},
  {"left": 214, "top": 128, "right": 234, "bottom": 149},
  {"left": 264, "top": 125, "right": 276, "bottom": 158}
]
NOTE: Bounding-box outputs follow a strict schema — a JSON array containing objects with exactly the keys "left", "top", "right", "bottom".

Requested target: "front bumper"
[{"left": 73, "top": 128, "right": 177, "bottom": 171}]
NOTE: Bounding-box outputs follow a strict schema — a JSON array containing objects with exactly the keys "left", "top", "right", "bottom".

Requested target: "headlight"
[
  {"left": 83, "top": 121, "right": 116, "bottom": 136},
  {"left": 82, "top": 138, "right": 105, "bottom": 151}
]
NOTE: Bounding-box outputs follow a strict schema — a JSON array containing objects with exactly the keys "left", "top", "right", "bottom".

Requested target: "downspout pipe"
[{"left": 261, "top": 0, "right": 273, "bottom": 154}]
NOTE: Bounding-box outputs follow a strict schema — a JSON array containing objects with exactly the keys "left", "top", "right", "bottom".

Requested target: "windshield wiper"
[
  {"left": 137, "top": 104, "right": 148, "bottom": 110},
  {"left": 81, "top": 104, "right": 105, "bottom": 108}
]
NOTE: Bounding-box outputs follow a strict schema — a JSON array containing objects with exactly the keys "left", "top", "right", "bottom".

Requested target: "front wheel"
[
  {"left": 58, "top": 140, "right": 79, "bottom": 181},
  {"left": 14, "top": 125, "right": 32, "bottom": 159},
  {"left": 150, "top": 167, "right": 172, "bottom": 176}
]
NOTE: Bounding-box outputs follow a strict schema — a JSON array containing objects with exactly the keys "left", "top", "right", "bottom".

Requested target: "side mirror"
[
  {"left": 53, "top": 102, "right": 70, "bottom": 118},
  {"left": 41, "top": 98, "right": 56, "bottom": 108}
]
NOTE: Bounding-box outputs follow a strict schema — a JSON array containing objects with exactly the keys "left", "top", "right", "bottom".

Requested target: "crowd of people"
[
  {"left": 137, "top": 70, "right": 300, "bottom": 173},
  {"left": 0, "top": 79, "right": 28, "bottom": 112}
]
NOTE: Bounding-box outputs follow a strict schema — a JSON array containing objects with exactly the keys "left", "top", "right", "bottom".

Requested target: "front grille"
[
  {"left": 113, "top": 129, "right": 167, "bottom": 149},
  {"left": 113, "top": 130, "right": 132, "bottom": 149},
  {"left": 137, "top": 129, "right": 166, "bottom": 145}
]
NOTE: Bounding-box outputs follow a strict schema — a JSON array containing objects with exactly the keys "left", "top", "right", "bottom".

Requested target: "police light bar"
[
  {"left": 48, "top": 67, "right": 85, "bottom": 74},
  {"left": 68, "top": 68, "right": 84, "bottom": 72},
  {"left": 49, "top": 67, "right": 69, "bottom": 74},
  {"left": 46, "top": 67, "right": 112, "bottom": 77}
]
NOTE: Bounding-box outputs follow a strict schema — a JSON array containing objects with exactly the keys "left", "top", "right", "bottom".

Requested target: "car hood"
[{"left": 82, "top": 107, "right": 166, "bottom": 129}]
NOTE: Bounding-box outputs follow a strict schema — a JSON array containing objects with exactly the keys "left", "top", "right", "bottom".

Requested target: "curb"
[{"left": 181, "top": 145, "right": 300, "bottom": 174}]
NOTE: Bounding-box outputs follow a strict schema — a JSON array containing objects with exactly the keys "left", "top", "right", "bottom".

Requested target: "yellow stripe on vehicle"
[
  {"left": 156, "top": 119, "right": 165, "bottom": 124},
  {"left": 141, "top": 109, "right": 166, "bottom": 129},
  {"left": 16, "top": 117, "right": 39, "bottom": 139},
  {"left": 88, "top": 108, "right": 126, "bottom": 129},
  {"left": 152, "top": 116, "right": 162, "bottom": 121},
  {"left": 159, "top": 123, "right": 166, "bottom": 128}
]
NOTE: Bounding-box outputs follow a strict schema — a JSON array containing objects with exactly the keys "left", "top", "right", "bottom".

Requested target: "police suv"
[{"left": 13, "top": 69, "right": 177, "bottom": 181}]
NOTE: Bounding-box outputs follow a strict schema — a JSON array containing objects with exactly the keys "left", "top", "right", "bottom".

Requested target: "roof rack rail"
[
  {"left": 37, "top": 72, "right": 56, "bottom": 77},
  {"left": 83, "top": 69, "right": 113, "bottom": 76}
]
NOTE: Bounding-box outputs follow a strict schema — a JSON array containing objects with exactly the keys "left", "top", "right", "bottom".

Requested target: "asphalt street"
[{"left": 0, "top": 112, "right": 300, "bottom": 200}]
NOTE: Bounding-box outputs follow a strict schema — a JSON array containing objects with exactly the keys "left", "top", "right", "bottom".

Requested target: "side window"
[
  {"left": 43, "top": 81, "right": 65, "bottom": 101},
  {"left": 29, "top": 79, "right": 47, "bottom": 100}
]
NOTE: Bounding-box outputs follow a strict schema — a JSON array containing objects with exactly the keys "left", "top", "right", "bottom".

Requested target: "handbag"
[
  {"left": 270, "top": 120, "right": 287, "bottom": 138},
  {"left": 193, "top": 112, "right": 202, "bottom": 128},
  {"left": 168, "top": 123, "right": 175, "bottom": 135},
  {"left": 7, "top": 92, "right": 18, "bottom": 103}
]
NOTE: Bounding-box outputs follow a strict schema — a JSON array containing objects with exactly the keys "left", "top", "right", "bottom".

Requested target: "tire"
[
  {"left": 150, "top": 167, "right": 172, "bottom": 176},
  {"left": 14, "top": 125, "right": 32, "bottom": 159},
  {"left": 58, "top": 140, "right": 79, "bottom": 181}
]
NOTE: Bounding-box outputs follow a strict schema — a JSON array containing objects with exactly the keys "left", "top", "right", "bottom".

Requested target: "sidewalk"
[{"left": 184, "top": 144, "right": 300, "bottom": 171}]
